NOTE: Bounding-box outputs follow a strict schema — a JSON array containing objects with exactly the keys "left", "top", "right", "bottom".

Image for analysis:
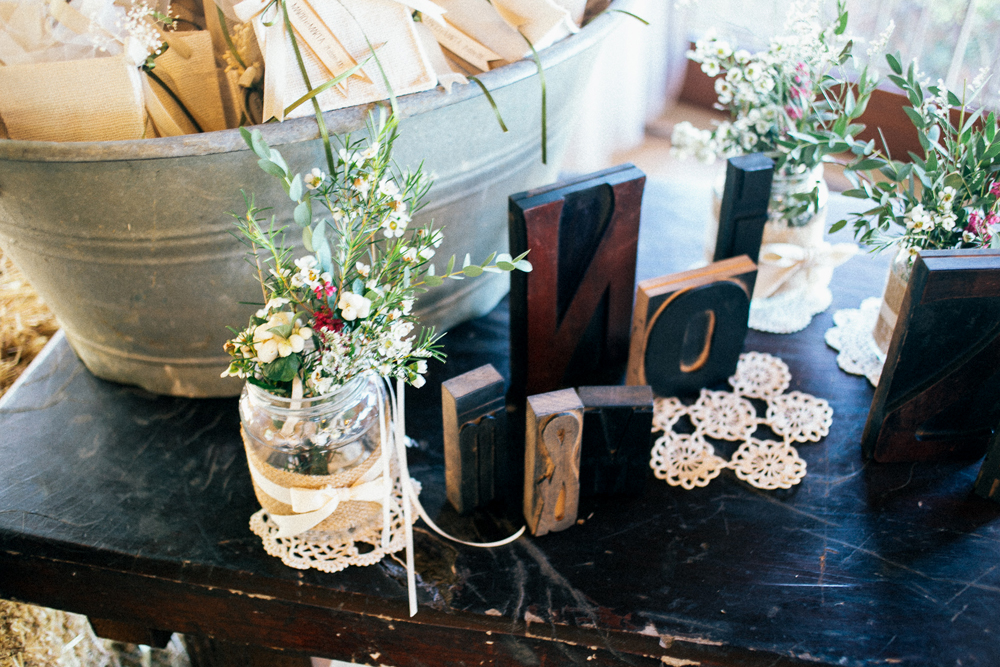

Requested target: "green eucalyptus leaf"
[
  {"left": 289, "top": 174, "right": 303, "bottom": 201},
  {"left": 269, "top": 150, "right": 289, "bottom": 175},
  {"left": 851, "top": 158, "right": 885, "bottom": 171},
  {"left": 462, "top": 253, "right": 471, "bottom": 268},
  {"left": 886, "top": 52, "right": 902, "bottom": 75},
  {"left": 902, "top": 106, "right": 924, "bottom": 129},
  {"left": 944, "top": 173, "right": 964, "bottom": 190},
  {"left": 263, "top": 355, "right": 300, "bottom": 383},
  {"left": 258, "top": 159, "right": 286, "bottom": 177},
  {"left": 445, "top": 255, "right": 456, "bottom": 275},
  {"left": 352, "top": 278, "right": 364, "bottom": 294},
  {"left": 250, "top": 129, "right": 271, "bottom": 160},
  {"left": 239, "top": 126, "right": 253, "bottom": 148},
  {"left": 496, "top": 261, "right": 516, "bottom": 271},
  {"left": 313, "top": 218, "right": 327, "bottom": 242},
  {"left": 842, "top": 189, "right": 869, "bottom": 199},
  {"left": 293, "top": 199, "right": 311, "bottom": 227},
  {"left": 835, "top": 9, "right": 848, "bottom": 35},
  {"left": 829, "top": 219, "right": 847, "bottom": 233},
  {"left": 887, "top": 74, "right": 907, "bottom": 90},
  {"left": 463, "top": 264, "right": 483, "bottom": 277},
  {"left": 515, "top": 259, "right": 533, "bottom": 272},
  {"left": 269, "top": 322, "right": 293, "bottom": 339},
  {"left": 424, "top": 275, "right": 444, "bottom": 287},
  {"left": 302, "top": 225, "right": 314, "bottom": 252}
]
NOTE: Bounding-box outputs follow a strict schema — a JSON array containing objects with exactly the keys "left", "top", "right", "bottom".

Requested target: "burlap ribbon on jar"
[{"left": 243, "top": 432, "right": 390, "bottom": 539}]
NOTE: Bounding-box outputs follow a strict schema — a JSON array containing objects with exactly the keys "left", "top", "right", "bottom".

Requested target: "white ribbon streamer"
[{"left": 378, "top": 376, "right": 525, "bottom": 617}]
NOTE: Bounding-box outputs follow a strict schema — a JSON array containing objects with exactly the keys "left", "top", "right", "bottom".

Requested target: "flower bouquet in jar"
[
  {"left": 834, "top": 55, "right": 1000, "bottom": 354},
  {"left": 223, "top": 110, "right": 529, "bottom": 611},
  {"left": 670, "top": 0, "right": 880, "bottom": 332}
]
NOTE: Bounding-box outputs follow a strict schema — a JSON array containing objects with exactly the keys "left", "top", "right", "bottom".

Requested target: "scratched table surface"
[{"left": 2, "top": 180, "right": 999, "bottom": 667}]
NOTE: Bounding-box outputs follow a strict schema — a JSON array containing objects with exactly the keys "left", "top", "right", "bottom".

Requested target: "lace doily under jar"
[
  {"left": 650, "top": 352, "right": 832, "bottom": 490},
  {"left": 824, "top": 297, "right": 884, "bottom": 386},
  {"left": 748, "top": 283, "right": 833, "bottom": 334},
  {"left": 249, "top": 473, "right": 420, "bottom": 573}
]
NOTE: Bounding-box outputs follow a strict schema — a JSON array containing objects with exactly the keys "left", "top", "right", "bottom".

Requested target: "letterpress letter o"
[{"left": 642, "top": 281, "right": 750, "bottom": 396}]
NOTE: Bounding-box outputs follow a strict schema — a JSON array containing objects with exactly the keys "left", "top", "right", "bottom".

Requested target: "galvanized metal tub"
[{"left": 0, "top": 8, "right": 624, "bottom": 397}]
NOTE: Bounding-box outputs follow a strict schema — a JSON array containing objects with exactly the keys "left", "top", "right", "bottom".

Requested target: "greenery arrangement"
[
  {"left": 834, "top": 53, "right": 1000, "bottom": 258},
  {"left": 671, "top": 0, "right": 880, "bottom": 223},
  {"left": 222, "top": 111, "right": 531, "bottom": 397}
]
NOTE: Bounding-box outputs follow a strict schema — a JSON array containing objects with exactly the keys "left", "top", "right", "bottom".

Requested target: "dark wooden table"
[{"left": 3, "top": 180, "right": 999, "bottom": 667}]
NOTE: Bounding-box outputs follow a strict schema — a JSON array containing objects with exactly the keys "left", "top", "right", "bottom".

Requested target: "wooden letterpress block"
[
  {"left": 524, "top": 388, "right": 583, "bottom": 537},
  {"left": 713, "top": 154, "right": 775, "bottom": 275},
  {"left": 442, "top": 364, "right": 508, "bottom": 514},
  {"left": 863, "top": 249, "right": 1000, "bottom": 462},
  {"left": 626, "top": 255, "right": 757, "bottom": 397},
  {"left": 508, "top": 164, "right": 646, "bottom": 403},
  {"left": 577, "top": 385, "right": 654, "bottom": 497}
]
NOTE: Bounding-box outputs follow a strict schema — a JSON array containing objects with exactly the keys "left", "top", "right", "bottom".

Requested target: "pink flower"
[
  {"left": 987, "top": 212, "right": 1000, "bottom": 228},
  {"left": 990, "top": 181, "right": 1000, "bottom": 197},
  {"left": 314, "top": 282, "right": 336, "bottom": 299},
  {"left": 786, "top": 105, "right": 803, "bottom": 120},
  {"left": 968, "top": 210, "right": 984, "bottom": 233}
]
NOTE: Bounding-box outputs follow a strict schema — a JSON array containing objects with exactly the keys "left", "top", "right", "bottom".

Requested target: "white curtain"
[{"left": 561, "top": 0, "right": 689, "bottom": 173}]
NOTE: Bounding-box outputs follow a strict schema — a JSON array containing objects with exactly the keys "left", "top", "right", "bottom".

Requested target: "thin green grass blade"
[
  {"left": 216, "top": 6, "right": 247, "bottom": 70},
  {"left": 280, "top": 0, "right": 335, "bottom": 174},
  {"left": 522, "top": 36, "right": 547, "bottom": 164},
  {"left": 283, "top": 58, "right": 371, "bottom": 116},
  {"left": 468, "top": 76, "right": 508, "bottom": 132}
]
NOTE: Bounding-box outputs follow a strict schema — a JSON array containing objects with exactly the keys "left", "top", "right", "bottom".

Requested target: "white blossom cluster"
[{"left": 672, "top": 1, "right": 849, "bottom": 170}]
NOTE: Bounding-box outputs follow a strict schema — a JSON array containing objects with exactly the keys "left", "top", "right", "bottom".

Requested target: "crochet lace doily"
[
  {"left": 650, "top": 352, "right": 832, "bottom": 490},
  {"left": 748, "top": 283, "right": 833, "bottom": 334},
  {"left": 824, "top": 297, "right": 884, "bottom": 387},
  {"left": 249, "top": 475, "right": 419, "bottom": 573}
]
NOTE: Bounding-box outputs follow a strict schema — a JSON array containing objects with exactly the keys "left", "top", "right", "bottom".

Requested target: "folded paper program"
[
  {"left": 0, "top": 0, "right": 227, "bottom": 141},
  {"left": 234, "top": 0, "right": 439, "bottom": 121}
]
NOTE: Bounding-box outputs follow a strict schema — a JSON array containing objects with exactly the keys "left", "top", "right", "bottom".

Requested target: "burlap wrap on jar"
[{"left": 242, "top": 429, "right": 385, "bottom": 540}]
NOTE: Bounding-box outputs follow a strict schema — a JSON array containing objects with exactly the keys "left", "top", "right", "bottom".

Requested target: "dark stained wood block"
[
  {"left": 88, "top": 617, "right": 173, "bottom": 648},
  {"left": 442, "top": 364, "right": 508, "bottom": 514},
  {"left": 713, "top": 153, "right": 774, "bottom": 277},
  {"left": 863, "top": 249, "right": 1000, "bottom": 462},
  {"left": 508, "top": 164, "right": 646, "bottom": 403},
  {"left": 626, "top": 255, "right": 757, "bottom": 397},
  {"left": 577, "top": 385, "right": 654, "bottom": 497},
  {"left": 523, "top": 388, "right": 584, "bottom": 537}
]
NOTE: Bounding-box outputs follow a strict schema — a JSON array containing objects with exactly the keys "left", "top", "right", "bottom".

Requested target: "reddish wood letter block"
[
  {"left": 524, "top": 388, "right": 583, "bottom": 537},
  {"left": 442, "top": 364, "right": 508, "bottom": 514},
  {"left": 626, "top": 255, "right": 757, "bottom": 397},
  {"left": 863, "top": 249, "right": 1000, "bottom": 462},
  {"left": 508, "top": 164, "right": 646, "bottom": 403}
]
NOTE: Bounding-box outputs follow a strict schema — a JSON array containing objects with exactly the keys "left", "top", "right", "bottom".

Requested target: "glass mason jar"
[{"left": 239, "top": 373, "right": 381, "bottom": 476}]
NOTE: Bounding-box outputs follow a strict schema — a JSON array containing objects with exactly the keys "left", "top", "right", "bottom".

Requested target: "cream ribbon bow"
[
  {"left": 246, "top": 455, "right": 386, "bottom": 538},
  {"left": 755, "top": 241, "right": 858, "bottom": 299}
]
